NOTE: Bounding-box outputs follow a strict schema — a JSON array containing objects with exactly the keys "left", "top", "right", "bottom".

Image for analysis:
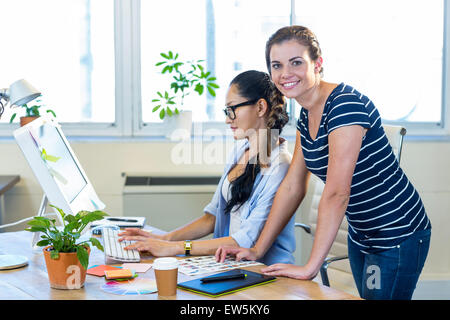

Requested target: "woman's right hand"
[
  {"left": 118, "top": 228, "right": 163, "bottom": 241},
  {"left": 215, "top": 245, "right": 259, "bottom": 263}
]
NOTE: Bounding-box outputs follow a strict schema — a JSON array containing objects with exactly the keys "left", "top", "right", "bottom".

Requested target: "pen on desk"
[
  {"left": 200, "top": 273, "right": 247, "bottom": 283},
  {"left": 107, "top": 218, "right": 138, "bottom": 223}
]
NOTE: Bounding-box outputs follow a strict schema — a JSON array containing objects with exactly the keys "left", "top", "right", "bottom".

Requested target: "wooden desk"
[
  {"left": 0, "top": 230, "right": 360, "bottom": 300},
  {"left": 0, "top": 175, "right": 20, "bottom": 226}
]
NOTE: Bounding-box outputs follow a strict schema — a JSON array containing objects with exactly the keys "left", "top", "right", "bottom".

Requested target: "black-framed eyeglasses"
[{"left": 223, "top": 99, "right": 259, "bottom": 120}]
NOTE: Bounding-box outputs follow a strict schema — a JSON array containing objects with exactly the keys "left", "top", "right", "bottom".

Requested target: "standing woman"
[{"left": 216, "top": 26, "right": 431, "bottom": 300}]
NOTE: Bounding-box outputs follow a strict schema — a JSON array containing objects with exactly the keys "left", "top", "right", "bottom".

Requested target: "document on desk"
[
  {"left": 121, "top": 263, "right": 152, "bottom": 273},
  {"left": 178, "top": 255, "right": 263, "bottom": 276}
]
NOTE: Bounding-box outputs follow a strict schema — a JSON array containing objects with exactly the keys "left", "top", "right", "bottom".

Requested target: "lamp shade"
[{"left": 8, "top": 79, "right": 41, "bottom": 106}]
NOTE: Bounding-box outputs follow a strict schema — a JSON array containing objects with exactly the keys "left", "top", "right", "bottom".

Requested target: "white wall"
[{"left": 0, "top": 137, "right": 449, "bottom": 281}]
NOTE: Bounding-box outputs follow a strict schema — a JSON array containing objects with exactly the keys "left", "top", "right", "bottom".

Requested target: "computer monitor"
[{"left": 13, "top": 115, "right": 105, "bottom": 247}]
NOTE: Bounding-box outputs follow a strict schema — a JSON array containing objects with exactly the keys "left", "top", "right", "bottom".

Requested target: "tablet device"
[{"left": 177, "top": 269, "right": 276, "bottom": 298}]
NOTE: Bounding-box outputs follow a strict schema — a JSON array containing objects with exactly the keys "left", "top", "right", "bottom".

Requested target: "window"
[
  {"left": 294, "top": 0, "right": 444, "bottom": 126},
  {"left": 140, "top": 0, "right": 290, "bottom": 124},
  {"left": 0, "top": 0, "right": 115, "bottom": 125},
  {"left": 0, "top": 0, "right": 447, "bottom": 137}
]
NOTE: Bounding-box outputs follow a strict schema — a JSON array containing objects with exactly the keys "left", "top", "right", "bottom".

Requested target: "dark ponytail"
[
  {"left": 224, "top": 70, "right": 288, "bottom": 214},
  {"left": 224, "top": 155, "right": 261, "bottom": 214}
]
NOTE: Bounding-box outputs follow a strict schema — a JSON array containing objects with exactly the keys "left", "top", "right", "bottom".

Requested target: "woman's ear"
[
  {"left": 257, "top": 98, "right": 269, "bottom": 118},
  {"left": 314, "top": 56, "right": 323, "bottom": 73}
]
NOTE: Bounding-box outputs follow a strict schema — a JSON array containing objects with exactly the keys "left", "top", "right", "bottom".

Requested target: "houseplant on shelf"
[
  {"left": 25, "top": 205, "right": 107, "bottom": 289},
  {"left": 151, "top": 51, "right": 219, "bottom": 138},
  {"left": 9, "top": 99, "right": 57, "bottom": 127}
]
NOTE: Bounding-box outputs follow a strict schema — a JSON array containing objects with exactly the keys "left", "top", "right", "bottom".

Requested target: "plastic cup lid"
[{"left": 153, "top": 257, "right": 178, "bottom": 270}]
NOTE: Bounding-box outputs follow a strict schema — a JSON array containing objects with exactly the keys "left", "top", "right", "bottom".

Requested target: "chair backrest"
[
  {"left": 383, "top": 124, "right": 407, "bottom": 162},
  {"left": 306, "top": 124, "right": 406, "bottom": 272}
]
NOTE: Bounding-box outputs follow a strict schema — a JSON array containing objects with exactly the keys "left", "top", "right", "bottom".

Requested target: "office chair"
[{"left": 295, "top": 124, "right": 407, "bottom": 288}]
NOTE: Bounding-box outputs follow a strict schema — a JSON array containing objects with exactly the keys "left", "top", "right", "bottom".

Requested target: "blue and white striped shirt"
[{"left": 297, "top": 83, "right": 431, "bottom": 253}]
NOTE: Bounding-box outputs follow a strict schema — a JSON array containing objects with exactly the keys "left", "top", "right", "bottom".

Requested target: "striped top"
[{"left": 297, "top": 83, "right": 431, "bottom": 253}]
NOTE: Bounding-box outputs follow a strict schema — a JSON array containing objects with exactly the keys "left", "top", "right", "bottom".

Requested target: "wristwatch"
[{"left": 184, "top": 240, "right": 192, "bottom": 256}]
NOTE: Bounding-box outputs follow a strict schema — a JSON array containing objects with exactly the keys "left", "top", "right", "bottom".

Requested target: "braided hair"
[
  {"left": 0, "top": 100, "right": 4, "bottom": 119},
  {"left": 224, "top": 70, "right": 288, "bottom": 214}
]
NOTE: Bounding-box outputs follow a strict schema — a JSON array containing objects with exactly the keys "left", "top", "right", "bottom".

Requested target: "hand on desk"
[
  {"left": 215, "top": 245, "right": 258, "bottom": 263},
  {"left": 215, "top": 245, "right": 318, "bottom": 280},
  {"left": 260, "top": 264, "right": 318, "bottom": 280}
]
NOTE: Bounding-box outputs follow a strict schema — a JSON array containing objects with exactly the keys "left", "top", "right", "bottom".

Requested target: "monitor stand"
[
  {"left": 31, "top": 194, "right": 64, "bottom": 251},
  {"left": 31, "top": 194, "right": 49, "bottom": 251}
]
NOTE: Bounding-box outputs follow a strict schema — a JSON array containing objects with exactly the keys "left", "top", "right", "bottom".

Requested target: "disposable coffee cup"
[{"left": 153, "top": 257, "right": 179, "bottom": 296}]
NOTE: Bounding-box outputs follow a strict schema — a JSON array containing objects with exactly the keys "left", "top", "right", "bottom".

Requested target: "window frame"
[
  {"left": 379, "top": 0, "right": 449, "bottom": 137},
  {"left": 0, "top": 0, "right": 448, "bottom": 139}
]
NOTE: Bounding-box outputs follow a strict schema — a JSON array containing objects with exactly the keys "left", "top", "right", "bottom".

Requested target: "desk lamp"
[
  {"left": 0, "top": 79, "right": 41, "bottom": 119},
  {"left": 0, "top": 79, "right": 40, "bottom": 270}
]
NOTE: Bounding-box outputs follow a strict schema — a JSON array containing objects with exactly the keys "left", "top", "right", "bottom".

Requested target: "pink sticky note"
[{"left": 121, "top": 263, "right": 152, "bottom": 273}]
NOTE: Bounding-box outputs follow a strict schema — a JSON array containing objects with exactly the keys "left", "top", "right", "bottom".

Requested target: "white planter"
[{"left": 163, "top": 110, "right": 192, "bottom": 140}]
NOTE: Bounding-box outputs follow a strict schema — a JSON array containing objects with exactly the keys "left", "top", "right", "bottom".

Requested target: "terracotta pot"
[
  {"left": 43, "top": 245, "right": 90, "bottom": 290},
  {"left": 20, "top": 116, "right": 40, "bottom": 127}
]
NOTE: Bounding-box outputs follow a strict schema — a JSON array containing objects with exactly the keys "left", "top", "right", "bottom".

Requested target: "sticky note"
[
  {"left": 105, "top": 269, "right": 135, "bottom": 280},
  {"left": 121, "top": 263, "right": 152, "bottom": 273},
  {"left": 41, "top": 148, "right": 61, "bottom": 162},
  {"left": 87, "top": 265, "right": 122, "bottom": 277}
]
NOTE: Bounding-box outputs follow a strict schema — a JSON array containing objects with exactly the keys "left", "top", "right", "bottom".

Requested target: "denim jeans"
[{"left": 347, "top": 228, "right": 431, "bottom": 300}]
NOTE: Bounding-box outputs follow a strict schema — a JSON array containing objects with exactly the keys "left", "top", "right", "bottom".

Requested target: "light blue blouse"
[{"left": 203, "top": 139, "right": 296, "bottom": 265}]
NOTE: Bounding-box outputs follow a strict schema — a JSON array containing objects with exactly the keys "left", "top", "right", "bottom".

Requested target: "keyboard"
[{"left": 102, "top": 227, "right": 140, "bottom": 263}]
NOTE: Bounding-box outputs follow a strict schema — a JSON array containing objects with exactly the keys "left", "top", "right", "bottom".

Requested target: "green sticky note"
[{"left": 41, "top": 148, "right": 61, "bottom": 162}]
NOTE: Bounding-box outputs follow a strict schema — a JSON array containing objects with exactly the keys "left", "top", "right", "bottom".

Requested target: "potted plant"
[
  {"left": 9, "top": 99, "right": 57, "bottom": 127},
  {"left": 151, "top": 51, "right": 219, "bottom": 137},
  {"left": 25, "top": 205, "right": 107, "bottom": 289}
]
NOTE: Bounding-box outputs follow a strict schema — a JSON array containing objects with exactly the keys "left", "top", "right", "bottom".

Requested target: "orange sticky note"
[
  {"left": 105, "top": 269, "right": 134, "bottom": 280},
  {"left": 87, "top": 265, "right": 121, "bottom": 277}
]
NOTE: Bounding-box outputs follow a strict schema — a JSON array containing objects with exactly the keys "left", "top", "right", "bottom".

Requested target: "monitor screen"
[
  {"left": 14, "top": 116, "right": 105, "bottom": 248},
  {"left": 30, "top": 122, "right": 87, "bottom": 203}
]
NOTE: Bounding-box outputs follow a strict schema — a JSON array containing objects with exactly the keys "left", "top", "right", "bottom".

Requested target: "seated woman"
[{"left": 119, "top": 70, "right": 296, "bottom": 265}]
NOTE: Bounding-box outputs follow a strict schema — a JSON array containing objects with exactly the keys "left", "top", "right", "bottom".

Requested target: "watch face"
[{"left": 184, "top": 241, "right": 192, "bottom": 256}]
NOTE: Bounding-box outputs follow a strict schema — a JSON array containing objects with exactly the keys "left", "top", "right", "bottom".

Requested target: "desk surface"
[
  {"left": 0, "top": 230, "right": 360, "bottom": 300},
  {"left": 0, "top": 175, "right": 20, "bottom": 195}
]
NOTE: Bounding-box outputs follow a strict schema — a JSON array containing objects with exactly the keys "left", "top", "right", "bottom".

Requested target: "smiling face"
[
  {"left": 225, "top": 84, "right": 267, "bottom": 140},
  {"left": 269, "top": 40, "right": 322, "bottom": 101}
]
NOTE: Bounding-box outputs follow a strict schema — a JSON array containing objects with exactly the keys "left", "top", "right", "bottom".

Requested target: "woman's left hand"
[
  {"left": 122, "top": 238, "right": 179, "bottom": 257},
  {"left": 260, "top": 264, "right": 318, "bottom": 280}
]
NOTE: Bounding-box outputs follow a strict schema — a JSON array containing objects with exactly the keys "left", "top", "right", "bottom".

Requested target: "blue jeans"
[{"left": 347, "top": 228, "right": 431, "bottom": 300}]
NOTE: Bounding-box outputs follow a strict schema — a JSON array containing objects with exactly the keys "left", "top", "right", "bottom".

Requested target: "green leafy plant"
[
  {"left": 25, "top": 205, "right": 108, "bottom": 269},
  {"left": 9, "top": 99, "right": 57, "bottom": 123},
  {"left": 151, "top": 51, "right": 219, "bottom": 120}
]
